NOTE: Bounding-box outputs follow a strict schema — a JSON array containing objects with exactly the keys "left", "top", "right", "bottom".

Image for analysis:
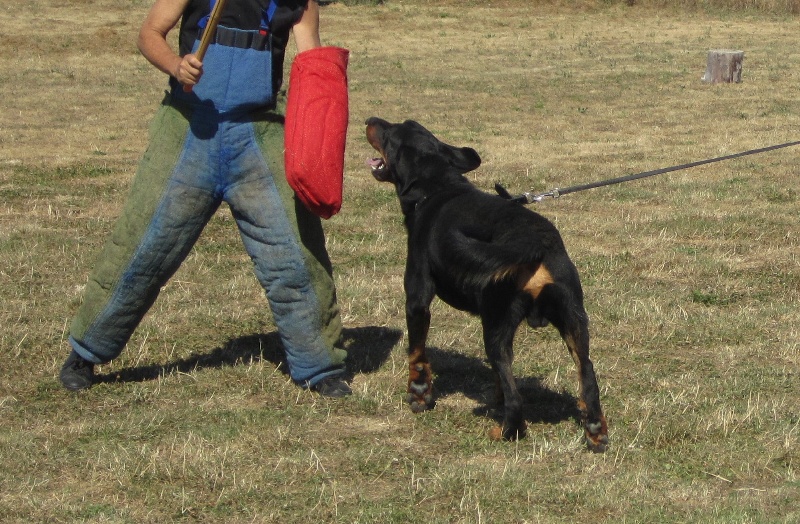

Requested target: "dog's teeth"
[{"left": 367, "top": 157, "right": 385, "bottom": 170}]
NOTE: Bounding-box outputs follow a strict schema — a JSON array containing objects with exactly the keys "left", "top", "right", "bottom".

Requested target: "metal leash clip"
[
  {"left": 495, "top": 183, "right": 558, "bottom": 204},
  {"left": 525, "top": 188, "right": 561, "bottom": 203}
]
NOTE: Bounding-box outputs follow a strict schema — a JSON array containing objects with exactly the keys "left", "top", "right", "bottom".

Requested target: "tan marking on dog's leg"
[
  {"left": 407, "top": 346, "right": 433, "bottom": 413},
  {"left": 562, "top": 333, "right": 587, "bottom": 412},
  {"left": 565, "top": 332, "right": 609, "bottom": 453},
  {"left": 517, "top": 265, "right": 554, "bottom": 299},
  {"left": 488, "top": 420, "right": 527, "bottom": 442}
]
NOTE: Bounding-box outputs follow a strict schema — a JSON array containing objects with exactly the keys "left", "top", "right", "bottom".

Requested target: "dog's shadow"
[
  {"left": 95, "top": 326, "right": 401, "bottom": 385},
  {"left": 96, "top": 326, "right": 579, "bottom": 427},
  {"left": 427, "top": 347, "right": 582, "bottom": 427}
]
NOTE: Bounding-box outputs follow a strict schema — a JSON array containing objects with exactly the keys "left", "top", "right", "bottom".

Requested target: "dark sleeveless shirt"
[{"left": 176, "top": 0, "right": 308, "bottom": 93}]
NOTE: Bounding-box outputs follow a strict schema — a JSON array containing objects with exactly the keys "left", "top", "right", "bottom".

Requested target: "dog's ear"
[{"left": 444, "top": 145, "right": 482, "bottom": 174}]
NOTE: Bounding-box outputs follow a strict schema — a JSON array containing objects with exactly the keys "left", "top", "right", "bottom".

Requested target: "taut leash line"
[{"left": 505, "top": 139, "right": 800, "bottom": 204}]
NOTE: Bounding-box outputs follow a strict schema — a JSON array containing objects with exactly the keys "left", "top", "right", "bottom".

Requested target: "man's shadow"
[
  {"left": 96, "top": 326, "right": 402, "bottom": 385},
  {"left": 96, "top": 327, "right": 579, "bottom": 428},
  {"left": 426, "top": 346, "right": 582, "bottom": 427}
]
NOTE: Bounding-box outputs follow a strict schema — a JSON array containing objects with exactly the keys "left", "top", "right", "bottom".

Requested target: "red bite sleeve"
[{"left": 284, "top": 46, "right": 349, "bottom": 219}]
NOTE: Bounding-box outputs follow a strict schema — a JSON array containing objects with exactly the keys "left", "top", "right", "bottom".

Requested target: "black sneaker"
[
  {"left": 59, "top": 350, "right": 95, "bottom": 391},
  {"left": 311, "top": 376, "right": 352, "bottom": 398}
]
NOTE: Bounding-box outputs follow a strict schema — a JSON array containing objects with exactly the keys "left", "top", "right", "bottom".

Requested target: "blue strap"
[
  {"left": 260, "top": 0, "right": 279, "bottom": 31},
  {"left": 198, "top": 0, "right": 214, "bottom": 29}
]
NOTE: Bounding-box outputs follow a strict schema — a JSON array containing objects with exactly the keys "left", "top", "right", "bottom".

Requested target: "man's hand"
[{"left": 174, "top": 53, "right": 203, "bottom": 87}]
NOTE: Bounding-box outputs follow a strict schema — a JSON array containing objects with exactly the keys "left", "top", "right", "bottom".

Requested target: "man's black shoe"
[
  {"left": 59, "top": 350, "right": 95, "bottom": 391},
  {"left": 312, "top": 376, "right": 352, "bottom": 398}
]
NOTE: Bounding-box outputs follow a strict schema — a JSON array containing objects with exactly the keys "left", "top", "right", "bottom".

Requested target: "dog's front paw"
[
  {"left": 407, "top": 362, "right": 434, "bottom": 413},
  {"left": 584, "top": 417, "right": 609, "bottom": 453}
]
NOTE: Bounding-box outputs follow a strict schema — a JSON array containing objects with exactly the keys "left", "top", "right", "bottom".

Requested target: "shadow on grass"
[
  {"left": 426, "top": 346, "right": 582, "bottom": 427},
  {"left": 94, "top": 325, "right": 578, "bottom": 427},
  {"left": 95, "top": 326, "right": 402, "bottom": 386}
]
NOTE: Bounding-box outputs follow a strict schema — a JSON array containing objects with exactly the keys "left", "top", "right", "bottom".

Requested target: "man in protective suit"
[{"left": 59, "top": 0, "right": 351, "bottom": 397}]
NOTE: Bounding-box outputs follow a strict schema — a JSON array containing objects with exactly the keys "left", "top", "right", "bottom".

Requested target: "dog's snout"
[
  {"left": 365, "top": 117, "right": 389, "bottom": 151},
  {"left": 365, "top": 116, "right": 389, "bottom": 127},
  {"left": 365, "top": 117, "right": 392, "bottom": 140}
]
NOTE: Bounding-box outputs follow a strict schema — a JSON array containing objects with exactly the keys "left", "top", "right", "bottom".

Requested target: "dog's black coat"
[{"left": 366, "top": 118, "right": 608, "bottom": 451}]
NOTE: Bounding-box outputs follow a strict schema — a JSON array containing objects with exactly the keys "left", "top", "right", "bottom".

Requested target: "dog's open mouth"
[{"left": 367, "top": 156, "right": 389, "bottom": 180}]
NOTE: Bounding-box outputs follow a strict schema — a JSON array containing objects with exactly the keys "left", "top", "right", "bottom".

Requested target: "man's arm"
[
  {"left": 292, "top": 0, "right": 322, "bottom": 53},
  {"left": 138, "top": 0, "right": 203, "bottom": 87}
]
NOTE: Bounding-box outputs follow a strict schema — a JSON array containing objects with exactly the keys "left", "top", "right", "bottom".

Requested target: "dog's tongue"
[{"left": 366, "top": 157, "right": 384, "bottom": 168}]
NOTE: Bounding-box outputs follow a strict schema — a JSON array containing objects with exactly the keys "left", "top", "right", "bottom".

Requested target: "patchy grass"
[{"left": 1, "top": 1, "right": 799, "bottom": 522}]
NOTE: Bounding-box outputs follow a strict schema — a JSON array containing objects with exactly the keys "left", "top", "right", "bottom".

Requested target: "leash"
[{"left": 502, "top": 139, "right": 800, "bottom": 204}]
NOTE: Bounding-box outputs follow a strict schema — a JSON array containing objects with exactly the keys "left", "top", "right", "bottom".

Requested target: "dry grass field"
[{"left": 1, "top": 0, "right": 799, "bottom": 522}]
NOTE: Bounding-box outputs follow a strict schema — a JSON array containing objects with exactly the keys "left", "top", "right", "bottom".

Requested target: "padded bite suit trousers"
[{"left": 68, "top": 95, "right": 345, "bottom": 386}]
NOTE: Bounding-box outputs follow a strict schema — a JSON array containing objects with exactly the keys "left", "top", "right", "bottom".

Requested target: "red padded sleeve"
[{"left": 284, "top": 46, "right": 349, "bottom": 219}]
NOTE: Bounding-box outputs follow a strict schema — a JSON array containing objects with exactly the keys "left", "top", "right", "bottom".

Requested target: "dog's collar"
[
  {"left": 397, "top": 180, "right": 430, "bottom": 213},
  {"left": 402, "top": 183, "right": 464, "bottom": 214},
  {"left": 412, "top": 187, "right": 456, "bottom": 212},
  {"left": 414, "top": 194, "right": 431, "bottom": 210}
]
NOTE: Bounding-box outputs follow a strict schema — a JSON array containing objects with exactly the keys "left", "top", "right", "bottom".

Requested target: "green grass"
[{"left": 1, "top": 1, "right": 800, "bottom": 522}]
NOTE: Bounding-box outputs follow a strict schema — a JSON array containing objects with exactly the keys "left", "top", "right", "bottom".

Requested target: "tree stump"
[{"left": 702, "top": 50, "right": 744, "bottom": 84}]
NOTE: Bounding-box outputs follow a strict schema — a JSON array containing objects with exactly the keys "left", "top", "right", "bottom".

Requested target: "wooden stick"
[
  {"left": 183, "top": 0, "right": 229, "bottom": 92},
  {"left": 196, "top": 0, "right": 228, "bottom": 61}
]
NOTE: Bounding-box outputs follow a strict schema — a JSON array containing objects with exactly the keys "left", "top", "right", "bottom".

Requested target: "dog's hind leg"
[
  {"left": 481, "top": 294, "right": 528, "bottom": 441},
  {"left": 535, "top": 280, "right": 608, "bottom": 453},
  {"left": 518, "top": 264, "right": 608, "bottom": 452},
  {"left": 563, "top": 311, "right": 608, "bottom": 453}
]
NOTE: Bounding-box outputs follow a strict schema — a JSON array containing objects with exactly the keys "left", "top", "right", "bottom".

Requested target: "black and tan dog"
[{"left": 365, "top": 117, "right": 608, "bottom": 452}]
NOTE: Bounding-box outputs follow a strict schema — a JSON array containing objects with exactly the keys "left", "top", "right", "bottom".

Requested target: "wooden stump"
[{"left": 702, "top": 50, "right": 744, "bottom": 84}]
